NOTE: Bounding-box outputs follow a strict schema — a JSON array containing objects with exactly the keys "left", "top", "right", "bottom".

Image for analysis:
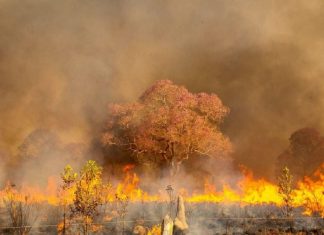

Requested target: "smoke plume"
[{"left": 1, "top": 0, "right": 324, "bottom": 179}]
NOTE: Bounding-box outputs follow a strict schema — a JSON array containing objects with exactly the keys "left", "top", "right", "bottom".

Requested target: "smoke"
[{"left": 1, "top": 0, "right": 324, "bottom": 180}]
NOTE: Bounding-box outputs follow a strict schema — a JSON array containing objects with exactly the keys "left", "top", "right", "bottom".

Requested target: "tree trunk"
[
  {"left": 170, "top": 160, "right": 181, "bottom": 178},
  {"left": 83, "top": 217, "right": 88, "bottom": 235},
  {"left": 63, "top": 205, "right": 66, "bottom": 235}
]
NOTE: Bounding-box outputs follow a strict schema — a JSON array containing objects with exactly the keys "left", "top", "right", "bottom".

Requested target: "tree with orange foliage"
[{"left": 102, "top": 80, "right": 232, "bottom": 175}]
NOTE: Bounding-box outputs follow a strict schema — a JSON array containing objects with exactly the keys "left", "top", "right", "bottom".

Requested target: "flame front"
[{"left": 0, "top": 165, "right": 323, "bottom": 217}]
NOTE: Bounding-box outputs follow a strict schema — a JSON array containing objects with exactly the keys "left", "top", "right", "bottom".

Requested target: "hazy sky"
[{"left": 1, "top": 0, "right": 324, "bottom": 177}]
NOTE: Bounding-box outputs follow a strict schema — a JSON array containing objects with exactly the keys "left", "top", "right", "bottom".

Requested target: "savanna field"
[
  {"left": 0, "top": 81, "right": 323, "bottom": 234},
  {"left": 0, "top": 1, "right": 324, "bottom": 234}
]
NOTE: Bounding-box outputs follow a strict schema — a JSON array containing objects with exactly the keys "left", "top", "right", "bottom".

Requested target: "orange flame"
[{"left": 0, "top": 164, "right": 323, "bottom": 217}]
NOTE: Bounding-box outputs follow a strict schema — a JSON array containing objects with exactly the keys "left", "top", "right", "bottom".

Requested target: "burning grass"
[{"left": 0, "top": 162, "right": 322, "bottom": 234}]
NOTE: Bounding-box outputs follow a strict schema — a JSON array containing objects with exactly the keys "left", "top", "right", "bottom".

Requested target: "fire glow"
[{"left": 1, "top": 164, "right": 323, "bottom": 217}]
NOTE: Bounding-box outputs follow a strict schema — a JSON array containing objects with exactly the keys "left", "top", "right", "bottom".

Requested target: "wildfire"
[
  {"left": 186, "top": 167, "right": 282, "bottom": 205},
  {"left": 0, "top": 177, "right": 60, "bottom": 206},
  {"left": 293, "top": 164, "right": 324, "bottom": 216},
  {"left": 185, "top": 164, "right": 324, "bottom": 216},
  {"left": 0, "top": 164, "right": 323, "bottom": 217},
  {"left": 114, "top": 165, "right": 160, "bottom": 202}
]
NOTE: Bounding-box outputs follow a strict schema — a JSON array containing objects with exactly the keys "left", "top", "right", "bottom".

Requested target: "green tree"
[
  {"left": 60, "top": 165, "right": 78, "bottom": 235},
  {"left": 60, "top": 160, "right": 108, "bottom": 235}
]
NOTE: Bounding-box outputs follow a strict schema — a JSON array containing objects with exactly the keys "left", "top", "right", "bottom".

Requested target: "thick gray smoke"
[{"left": 1, "top": 0, "right": 324, "bottom": 180}]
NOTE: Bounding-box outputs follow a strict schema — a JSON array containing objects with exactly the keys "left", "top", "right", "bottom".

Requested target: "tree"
[
  {"left": 61, "top": 160, "right": 109, "bottom": 235},
  {"left": 278, "top": 166, "right": 294, "bottom": 218},
  {"left": 59, "top": 165, "right": 78, "bottom": 235},
  {"left": 276, "top": 128, "right": 324, "bottom": 179},
  {"left": 16, "top": 129, "right": 86, "bottom": 187},
  {"left": 17, "top": 129, "right": 60, "bottom": 160},
  {"left": 102, "top": 80, "right": 232, "bottom": 175}
]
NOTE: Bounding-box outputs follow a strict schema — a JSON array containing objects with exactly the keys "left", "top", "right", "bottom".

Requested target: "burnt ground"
[{"left": 0, "top": 202, "right": 323, "bottom": 234}]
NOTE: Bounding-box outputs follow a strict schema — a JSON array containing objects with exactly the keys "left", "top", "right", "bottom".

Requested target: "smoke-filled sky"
[{"left": 1, "top": 0, "right": 324, "bottom": 178}]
